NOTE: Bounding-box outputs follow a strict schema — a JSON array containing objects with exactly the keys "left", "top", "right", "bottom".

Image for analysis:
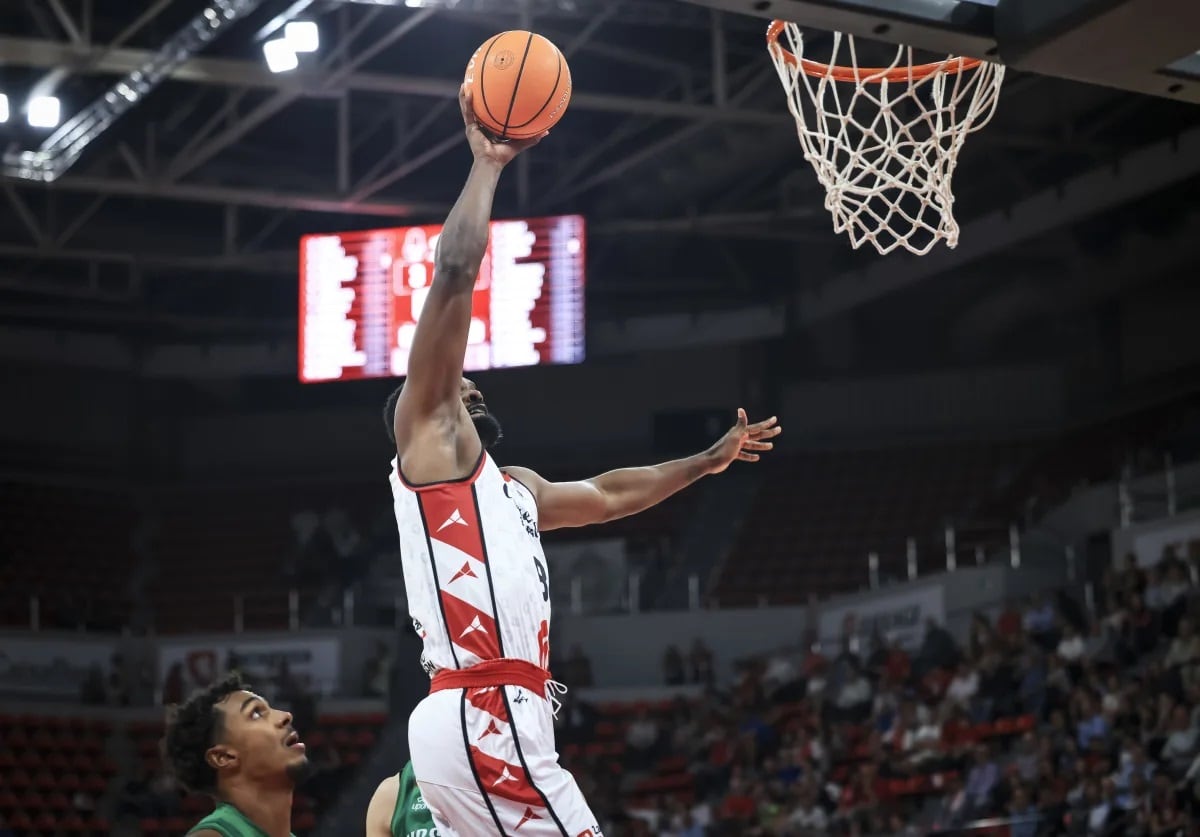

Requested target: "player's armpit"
[{"left": 365, "top": 774, "right": 401, "bottom": 837}]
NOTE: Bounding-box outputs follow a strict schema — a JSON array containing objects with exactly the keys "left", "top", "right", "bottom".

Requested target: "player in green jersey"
[
  {"left": 366, "top": 761, "right": 441, "bottom": 837},
  {"left": 162, "top": 672, "right": 312, "bottom": 837}
]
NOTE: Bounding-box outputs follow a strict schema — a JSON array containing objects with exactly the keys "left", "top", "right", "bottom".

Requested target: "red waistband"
[{"left": 430, "top": 658, "right": 551, "bottom": 696}]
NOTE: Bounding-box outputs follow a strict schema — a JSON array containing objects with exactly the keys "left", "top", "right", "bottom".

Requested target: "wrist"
[
  {"left": 696, "top": 447, "right": 720, "bottom": 476},
  {"left": 471, "top": 157, "right": 505, "bottom": 177}
]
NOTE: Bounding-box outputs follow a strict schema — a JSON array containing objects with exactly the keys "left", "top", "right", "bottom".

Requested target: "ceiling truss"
[{"left": 0, "top": 0, "right": 1195, "bottom": 349}]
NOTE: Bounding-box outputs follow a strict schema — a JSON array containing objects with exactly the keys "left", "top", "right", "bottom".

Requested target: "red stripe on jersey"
[
  {"left": 420, "top": 482, "right": 487, "bottom": 562},
  {"left": 464, "top": 684, "right": 508, "bottom": 718},
  {"left": 468, "top": 746, "right": 545, "bottom": 807},
  {"left": 440, "top": 591, "right": 501, "bottom": 660}
]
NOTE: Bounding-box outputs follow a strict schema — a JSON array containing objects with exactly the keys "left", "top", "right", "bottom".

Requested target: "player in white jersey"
[{"left": 384, "top": 85, "right": 782, "bottom": 837}]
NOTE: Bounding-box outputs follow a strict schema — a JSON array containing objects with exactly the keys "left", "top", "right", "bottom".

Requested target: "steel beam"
[
  {"left": 163, "top": 6, "right": 425, "bottom": 183},
  {"left": 680, "top": 0, "right": 998, "bottom": 58},
  {"left": 995, "top": 0, "right": 1200, "bottom": 104},
  {"left": 9, "top": 175, "right": 448, "bottom": 217},
  {"left": 0, "top": 242, "right": 293, "bottom": 273},
  {"left": 46, "top": 0, "right": 84, "bottom": 46},
  {"left": 0, "top": 36, "right": 786, "bottom": 125},
  {"left": 2, "top": 184, "right": 46, "bottom": 244},
  {"left": 550, "top": 65, "right": 779, "bottom": 204},
  {"left": 794, "top": 125, "right": 1200, "bottom": 324}
]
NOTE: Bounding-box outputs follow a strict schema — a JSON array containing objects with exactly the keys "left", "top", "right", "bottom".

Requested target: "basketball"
[{"left": 464, "top": 30, "right": 572, "bottom": 141}]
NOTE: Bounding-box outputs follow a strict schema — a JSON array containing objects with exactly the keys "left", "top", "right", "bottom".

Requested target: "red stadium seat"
[
  {"left": 46, "top": 791, "right": 70, "bottom": 810},
  {"left": 20, "top": 791, "right": 46, "bottom": 811}
]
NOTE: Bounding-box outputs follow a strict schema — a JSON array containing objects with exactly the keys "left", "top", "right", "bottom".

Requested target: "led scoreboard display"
[{"left": 299, "top": 214, "right": 585, "bottom": 383}]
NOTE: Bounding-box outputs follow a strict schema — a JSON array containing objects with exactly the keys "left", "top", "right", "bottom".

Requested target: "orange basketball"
[{"left": 464, "top": 31, "right": 572, "bottom": 141}]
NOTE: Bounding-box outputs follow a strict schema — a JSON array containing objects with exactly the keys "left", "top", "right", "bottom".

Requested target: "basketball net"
[{"left": 768, "top": 23, "right": 1005, "bottom": 256}]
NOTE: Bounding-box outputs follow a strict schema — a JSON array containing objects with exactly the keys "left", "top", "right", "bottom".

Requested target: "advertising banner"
[
  {"left": 817, "top": 583, "right": 945, "bottom": 654},
  {"left": 0, "top": 636, "right": 115, "bottom": 699},
  {"left": 544, "top": 538, "right": 627, "bottom": 615},
  {"left": 159, "top": 636, "right": 340, "bottom": 698}
]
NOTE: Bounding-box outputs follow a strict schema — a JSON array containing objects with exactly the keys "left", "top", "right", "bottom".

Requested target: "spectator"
[
  {"left": 626, "top": 707, "right": 661, "bottom": 767},
  {"left": 964, "top": 745, "right": 999, "bottom": 814},
  {"left": 689, "top": 639, "right": 714, "bottom": 686},
  {"left": 945, "top": 661, "right": 979, "bottom": 709},
  {"left": 562, "top": 643, "right": 594, "bottom": 688},
  {"left": 363, "top": 639, "right": 392, "bottom": 698},
  {"left": 1007, "top": 785, "right": 1040, "bottom": 837},
  {"left": 663, "top": 645, "right": 685, "bottom": 686}
]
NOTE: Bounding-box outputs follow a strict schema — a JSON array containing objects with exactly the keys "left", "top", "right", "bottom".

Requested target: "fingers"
[
  {"left": 458, "top": 83, "right": 475, "bottom": 127},
  {"left": 741, "top": 440, "right": 774, "bottom": 452},
  {"left": 736, "top": 407, "right": 748, "bottom": 427},
  {"left": 736, "top": 451, "right": 760, "bottom": 463},
  {"left": 749, "top": 425, "right": 783, "bottom": 440},
  {"left": 511, "top": 130, "right": 550, "bottom": 153}
]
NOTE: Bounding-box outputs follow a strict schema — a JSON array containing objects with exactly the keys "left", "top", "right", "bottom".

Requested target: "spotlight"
[
  {"left": 28, "top": 95, "right": 61, "bottom": 128},
  {"left": 263, "top": 39, "right": 299, "bottom": 73},
  {"left": 0, "top": 94, "right": 8, "bottom": 124},
  {"left": 285, "top": 21, "right": 319, "bottom": 53}
]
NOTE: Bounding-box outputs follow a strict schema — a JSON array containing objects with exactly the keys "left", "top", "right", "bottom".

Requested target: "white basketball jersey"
[{"left": 389, "top": 451, "right": 552, "bottom": 676}]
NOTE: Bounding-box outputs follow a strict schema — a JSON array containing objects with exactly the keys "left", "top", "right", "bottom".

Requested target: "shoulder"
[
  {"left": 500, "top": 465, "right": 547, "bottom": 498},
  {"left": 366, "top": 773, "right": 401, "bottom": 834},
  {"left": 371, "top": 772, "right": 401, "bottom": 804}
]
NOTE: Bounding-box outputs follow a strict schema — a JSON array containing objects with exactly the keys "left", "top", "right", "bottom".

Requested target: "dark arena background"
[{"left": 2, "top": 0, "right": 1200, "bottom": 834}]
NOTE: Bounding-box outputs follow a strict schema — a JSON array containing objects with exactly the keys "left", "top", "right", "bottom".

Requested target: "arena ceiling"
[{"left": 0, "top": 0, "right": 1197, "bottom": 362}]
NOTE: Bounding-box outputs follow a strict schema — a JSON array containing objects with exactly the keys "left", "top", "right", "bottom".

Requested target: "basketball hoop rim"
[{"left": 766, "top": 20, "right": 984, "bottom": 84}]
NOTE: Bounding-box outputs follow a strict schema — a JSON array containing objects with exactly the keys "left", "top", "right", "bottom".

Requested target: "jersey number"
[
  {"left": 537, "top": 619, "right": 550, "bottom": 671},
  {"left": 533, "top": 556, "right": 549, "bottom": 602}
]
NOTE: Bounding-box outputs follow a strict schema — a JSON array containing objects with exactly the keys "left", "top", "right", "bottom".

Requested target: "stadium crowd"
[{"left": 557, "top": 548, "right": 1200, "bottom": 836}]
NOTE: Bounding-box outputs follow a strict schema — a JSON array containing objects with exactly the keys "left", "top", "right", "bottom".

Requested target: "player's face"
[
  {"left": 209, "top": 690, "right": 310, "bottom": 788},
  {"left": 461, "top": 377, "right": 503, "bottom": 449}
]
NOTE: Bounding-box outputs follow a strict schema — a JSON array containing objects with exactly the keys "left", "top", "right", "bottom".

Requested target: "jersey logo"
[
  {"left": 448, "top": 562, "right": 478, "bottom": 584},
  {"left": 412, "top": 796, "right": 428, "bottom": 811},
  {"left": 516, "top": 807, "right": 543, "bottom": 830},
  {"left": 513, "top": 690, "right": 528, "bottom": 704},
  {"left": 437, "top": 508, "right": 468, "bottom": 532},
  {"left": 459, "top": 615, "right": 489, "bottom": 638},
  {"left": 478, "top": 720, "right": 502, "bottom": 740},
  {"left": 492, "top": 766, "right": 518, "bottom": 787}
]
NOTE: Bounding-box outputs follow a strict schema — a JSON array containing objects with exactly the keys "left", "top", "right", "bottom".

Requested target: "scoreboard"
[{"left": 299, "top": 214, "right": 585, "bottom": 383}]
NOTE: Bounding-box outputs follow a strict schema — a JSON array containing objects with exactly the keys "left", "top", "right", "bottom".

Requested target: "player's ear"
[{"left": 206, "top": 744, "right": 237, "bottom": 771}]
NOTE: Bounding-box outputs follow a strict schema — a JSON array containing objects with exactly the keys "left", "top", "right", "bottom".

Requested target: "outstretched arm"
[
  {"left": 506, "top": 409, "right": 780, "bottom": 531},
  {"left": 392, "top": 85, "right": 544, "bottom": 472}
]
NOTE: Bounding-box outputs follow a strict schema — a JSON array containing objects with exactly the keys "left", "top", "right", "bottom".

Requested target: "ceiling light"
[
  {"left": 28, "top": 96, "right": 61, "bottom": 128},
  {"left": 284, "top": 21, "right": 319, "bottom": 53},
  {"left": 263, "top": 39, "right": 298, "bottom": 73},
  {"left": 0, "top": 94, "right": 8, "bottom": 124}
]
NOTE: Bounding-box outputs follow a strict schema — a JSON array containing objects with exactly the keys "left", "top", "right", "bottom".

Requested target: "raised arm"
[
  {"left": 393, "top": 85, "right": 544, "bottom": 482},
  {"left": 506, "top": 409, "right": 780, "bottom": 531}
]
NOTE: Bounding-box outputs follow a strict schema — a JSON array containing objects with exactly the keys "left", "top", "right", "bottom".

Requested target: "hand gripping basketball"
[{"left": 459, "top": 84, "right": 546, "bottom": 167}]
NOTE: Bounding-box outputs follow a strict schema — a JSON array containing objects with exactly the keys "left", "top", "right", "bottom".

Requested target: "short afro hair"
[
  {"left": 161, "top": 672, "right": 247, "bottom": 796},
  {"left": 383, "top": 383, "right": 403, "bottom": 446}
]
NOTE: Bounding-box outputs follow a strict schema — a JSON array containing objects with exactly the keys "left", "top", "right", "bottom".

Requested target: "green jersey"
[
  {"left": 186, "top": 802, "right": 296, "bottom": 837},
  {"left": 391, "top": 762, "right": 439, "bottom": 837}
]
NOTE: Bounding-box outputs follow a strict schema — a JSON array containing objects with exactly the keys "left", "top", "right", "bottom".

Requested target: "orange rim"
[{"left": 766, "top": 19, "right": 983, "bottom": 83}]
